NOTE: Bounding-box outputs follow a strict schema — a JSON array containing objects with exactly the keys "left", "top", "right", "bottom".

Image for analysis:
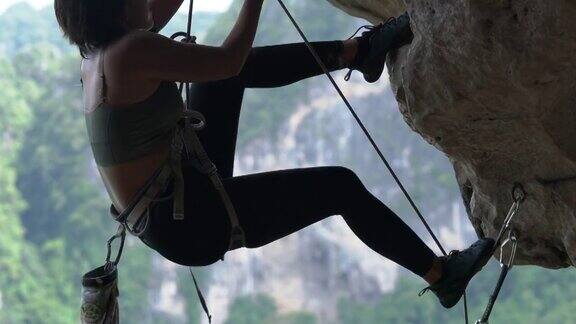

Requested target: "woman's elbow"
[
  {"left": 227, "top": 56, "right": 247, "bottom": 78},
  {"left": 207, "top": 49, "right": 247, "bottom": 80},
  {"left": 222, "top": 64, "right": 240, "bottom": 78}
]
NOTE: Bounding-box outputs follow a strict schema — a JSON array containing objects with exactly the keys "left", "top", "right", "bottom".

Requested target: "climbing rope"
[
  {"left": 274, "top": 2, "right": 531, "bottom": 323},
  {"left": 274, "top": 0, "right": 448, "bottom": 256},
  {"left": 170, "top": 1, "right": 217, "bottom": 323},
  {"left": 165, "top": 2, "right": 527, "bottom": 323},
  {"left": 271, "top": 0, "right": 477, "bottom": 321},
  {"left": 274, "top": 0, "right": 451, "bottom": 255},
  {"left": 171, "top": 0, "right": 197, "bottom": 106}
]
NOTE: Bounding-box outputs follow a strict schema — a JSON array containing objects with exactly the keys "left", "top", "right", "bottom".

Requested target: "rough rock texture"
[{"left": 327, "top": 0, "right": 576, "bottom": 268}]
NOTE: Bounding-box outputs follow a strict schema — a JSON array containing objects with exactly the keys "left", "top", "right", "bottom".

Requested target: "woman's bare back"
[
  {"left": 78, "top": 0, "right": 265, "bottom": 211},
  {"left": 81, "top": 42, "right": 171, "bottom": 212}
]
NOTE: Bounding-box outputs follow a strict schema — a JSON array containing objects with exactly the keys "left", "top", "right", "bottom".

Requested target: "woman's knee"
[
  {"left": 328, "top": 166, "right": 363, "bottom": 186},
  {"left": 317, "top": 166, "right": 368, "bottom": 203}
]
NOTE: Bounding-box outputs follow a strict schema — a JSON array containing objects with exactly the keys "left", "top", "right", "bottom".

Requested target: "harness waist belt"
[
  {"left": 109, "top": 110, "right": 246, "bottom": 252},
  {"left": 109, "top": 161, "right": 173, "bottom": 236}
]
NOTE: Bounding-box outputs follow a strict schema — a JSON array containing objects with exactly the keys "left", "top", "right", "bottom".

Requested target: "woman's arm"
[
  {"left": 121, "top": 0, "right": 265, "bottom": 82},
  {"left": 149, "top": 0, "right": 184, "bottom": 33}
]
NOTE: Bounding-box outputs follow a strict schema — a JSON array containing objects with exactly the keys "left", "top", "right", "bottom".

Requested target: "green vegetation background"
[{"left": 0, "top": 1, "right": 575, "bottom": 323}]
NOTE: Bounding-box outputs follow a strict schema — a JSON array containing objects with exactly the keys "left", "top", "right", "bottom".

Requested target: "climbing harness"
[
  {"left": 167, "top": 0, "right": 246, "bottom": 251},
  {"left": 274, "top": 1, "right": 530, "bottom": 323},
  {"left": 476, "top": 184, "right": 525, "bottom": 324},
  {"left": 85, "top": 1, "right": 246, "bottom": 323},
  {"left": 82, "top": 2, "right": 529, "bottom": 322},
  {"left": 108, "top": 0, "right": 246, "bottom": 250},
  {"left": 119, "top": 1, "right": 245, "bottom": 322}
]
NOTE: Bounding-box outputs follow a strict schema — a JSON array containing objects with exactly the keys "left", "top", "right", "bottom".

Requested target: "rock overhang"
[{"left": 326, "top": 0, "right": 576, "bottom": 268}]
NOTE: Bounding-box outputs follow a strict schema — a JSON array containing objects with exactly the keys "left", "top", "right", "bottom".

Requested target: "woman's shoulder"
[
  {"left": 112, "top": 30, "right": 168, "bottom": 54},
  {"left": 96, "top": 31, "right": 157, "bottom": 79},
  {"left": 105, "top": 30, "right": 172, "bottom": 74}
]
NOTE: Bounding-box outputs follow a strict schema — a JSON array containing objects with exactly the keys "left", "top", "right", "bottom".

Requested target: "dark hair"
[{"left": 54, "top": 0, "right": 127, "bottom": 58}]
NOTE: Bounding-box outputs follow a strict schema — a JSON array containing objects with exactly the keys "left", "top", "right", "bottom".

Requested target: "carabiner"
[
  {"left": 105, "top": 224, "right": 127, "bottom": 267},
  {"left": 476, "top": 229, "right": 519, "bottom": 324},
  {"left": 493, "top": 184, "right": 526, "bottom": 253},
  {"left": 499, "top": 230, "right": 518, "bottom": 268}
]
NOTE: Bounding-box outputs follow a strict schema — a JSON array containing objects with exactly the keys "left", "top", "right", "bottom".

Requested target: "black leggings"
[{"left": 140, "top": 41, "right": 437, "bottom": 277}]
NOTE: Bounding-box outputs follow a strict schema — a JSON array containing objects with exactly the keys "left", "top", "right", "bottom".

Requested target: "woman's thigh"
[
  {"left": 223, "top": 166, "right": 359, "bottom": 248},
  {"left": 189, "top": 79, "right": 245, "bottom": 178},
  {"left": 141, "top": 170, "right": 233, "bottom": 267},
  {"left": 142, "top": 166, "right": 358, "bottom": 265}
]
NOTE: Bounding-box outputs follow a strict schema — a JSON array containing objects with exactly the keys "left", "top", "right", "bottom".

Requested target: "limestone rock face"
[{"left": 327, "top": 0, "right": 576, "bottom": 268}]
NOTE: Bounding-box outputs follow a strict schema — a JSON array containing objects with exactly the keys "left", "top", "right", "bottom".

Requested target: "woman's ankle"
[
  {"left": 424, "top": 257, "right": 443, "bottom": 285},
  {"left": 340, "top": 39, "right": 359, "bottom": 68}
]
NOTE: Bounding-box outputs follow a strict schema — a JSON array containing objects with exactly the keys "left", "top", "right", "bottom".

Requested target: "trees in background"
[
  {"left": 0, "top": 4, "right": 202, "bottom": 323},
  {"left": 339, "top": 265, "right": 576, "bottom": 323},
  {"left": 225, "top": 294, "right": 317, "bottom": 324},
  {"left": 1, "top": 2, "right": 576, "bottom": 324}
]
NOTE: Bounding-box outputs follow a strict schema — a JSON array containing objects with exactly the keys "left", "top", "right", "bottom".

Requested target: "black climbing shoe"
[
  {"left": 345, "top": 11, "right": 414, "bottom": 83},
  {"left": 419, "top": 238, "right": 495, "bottom": 308}
]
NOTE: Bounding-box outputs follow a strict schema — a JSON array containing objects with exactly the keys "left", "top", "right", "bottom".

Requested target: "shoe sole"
[
  {"left": 442, "top": 238, "right": 495, "bottom": 308},
  {"left": 363, "top": 23, "right": 414, "bottom": 83},
  {"left": 363, "top": 63, "right": 385, "bottom": 83},
  {"left": 362, "top": 45, "right": 390, "bottom": 83}
]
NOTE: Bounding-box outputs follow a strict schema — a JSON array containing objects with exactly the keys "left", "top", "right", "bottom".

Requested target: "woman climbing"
[{"left": 55, "top": 0, "right": 493, "bottom": 309}]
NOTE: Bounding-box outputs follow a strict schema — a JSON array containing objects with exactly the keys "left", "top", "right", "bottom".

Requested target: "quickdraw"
[
  {"left": 475, "top": 230, "right": 518, "bottom": 324},
  {"left": 100, "top": 2, "right": 245, "bottom": 323},
  {"left": 476, "top": 184, "right": 525, "bottom": 324}
]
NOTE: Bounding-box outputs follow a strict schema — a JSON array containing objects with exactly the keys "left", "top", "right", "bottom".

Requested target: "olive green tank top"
[{"left": 84, "top": 49, "right": 184, "bottom": 167}]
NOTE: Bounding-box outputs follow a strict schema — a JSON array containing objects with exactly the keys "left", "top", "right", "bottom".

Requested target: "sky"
[{"left": 0, "top": 0, "right": 232, "bottom": 14}]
